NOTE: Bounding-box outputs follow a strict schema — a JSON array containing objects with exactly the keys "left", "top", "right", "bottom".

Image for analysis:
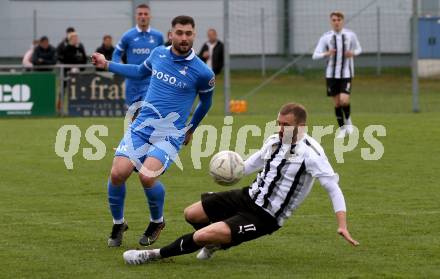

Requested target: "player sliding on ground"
[
  {"left": 123, "top": 103, "right": 359, "bottom": 265},
  {"left": 91, "top": 15, "right": 215, "bottom": 247}
]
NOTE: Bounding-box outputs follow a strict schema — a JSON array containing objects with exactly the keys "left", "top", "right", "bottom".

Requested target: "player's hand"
[
  {"left": 337, "top": 227, "right": 359, "bottom": 246},
  {"left": 344, "top": 51, "right": 354, "bottom": 58},
  {"left": 91, "top": 52, "right": 107, "bottom": 69},
  {"left": 325, "top": 49, "right": 336, "bottom": 57},
  {"left": 202, "top": 51, "right": 209, "bottom": 59},
  {"left": 183, "top": 130, "right": 194, "bottom": 146}
]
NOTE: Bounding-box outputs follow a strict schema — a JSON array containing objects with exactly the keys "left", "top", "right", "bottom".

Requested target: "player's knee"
[
  {"left": 184, "top": 206, "right": 197, "bottom": 223},
  {"left": 139, "top": 174, "right": 156, "bottom": 188},
  {"left": 110, "top": 167, "right": 128, "bottom": 185},
  {"left": 193, "top": 229, "right": 212, "bottom": 245}
]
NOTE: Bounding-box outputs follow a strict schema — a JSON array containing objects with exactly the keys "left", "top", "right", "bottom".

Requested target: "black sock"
[
  {"left": 188, "top": 221, "right": 210, "bottom": 231},
  {"left": 159, "top": 232, "right": 202, "bottom": 258},
  {"left": 335, "top": 107, "right": 344, "bottom": 127},
  {"left": 342, "top": 104, "right": 351, "bottom": 120}
]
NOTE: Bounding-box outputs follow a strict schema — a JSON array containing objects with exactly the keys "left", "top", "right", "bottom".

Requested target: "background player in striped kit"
[
  {"left": 122, "top": 103, "right": 359, "bottom": 265},
  {"left": 313, "top": 11, "right": 362, "bottom": 138},
  {"left": 110, "top": 3, "right": 165, "bottom": 246}
]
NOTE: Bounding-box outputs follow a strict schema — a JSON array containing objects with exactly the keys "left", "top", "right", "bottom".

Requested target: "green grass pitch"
[{"left": 1, "top": 71, "right": 439, "bottom": 278}]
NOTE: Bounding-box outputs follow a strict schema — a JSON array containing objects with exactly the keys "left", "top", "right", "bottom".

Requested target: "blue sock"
[
  {"left": 108, "top": 180, "right": 126, "bottom": 224},
  {"left": 144, "top": 181, "right": 165, "bottom": 222}
]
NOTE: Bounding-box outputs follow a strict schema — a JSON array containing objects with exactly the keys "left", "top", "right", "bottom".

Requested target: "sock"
[
  {"left": 107, "top": 180, "right": 126, "bottom": 224},
  {"left": 342, "top": 104, "right": 351, "bottom": 122},
  {"left": 159, "top": 232, "right": 202, "bottom": 258},
  {"left": 334, "top": 107, "right": 344, "bottom": 127},
  {"left": 187, "top": 221, "right": 210, "bottom": 231},
  {"left": 149, "top": 249, "right": 162, "bottom": 259},
  {"left": 144, "top": 180, "right": 165, "bottom": 222}
]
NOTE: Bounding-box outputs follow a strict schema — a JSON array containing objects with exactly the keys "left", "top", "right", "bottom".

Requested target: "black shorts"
[
  {"left": 326, "top": 78, "right": 352, "bottom": 96},
  {"left": 201, "top": 187, "right": 280, "bottom": 246}
]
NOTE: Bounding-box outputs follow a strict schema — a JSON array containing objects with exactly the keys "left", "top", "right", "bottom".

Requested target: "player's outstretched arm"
[
  {"left": 91, "top": 52, "right": 150, "bottom": 79},
  {"left": 319, "top": 175, "right": 359, "bottom": 246}
]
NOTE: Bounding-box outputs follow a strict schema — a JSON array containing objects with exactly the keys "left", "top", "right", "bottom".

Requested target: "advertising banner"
[
  {"left": 67, "top": 73, "right": 126, "bottom": 117},
  {"left": 0, "top": 72, "right": 56, "bottom": 116}
]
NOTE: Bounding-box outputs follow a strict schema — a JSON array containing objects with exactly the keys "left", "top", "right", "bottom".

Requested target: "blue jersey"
[
  {"left": 112, "top": 26, "right": 164, "bottom": 87},
  {"left": 110, "top": 46, "right": 214, "bottom": 167},
  {"left": 135, "top": 46, "right": 214, "bottom": 138}
]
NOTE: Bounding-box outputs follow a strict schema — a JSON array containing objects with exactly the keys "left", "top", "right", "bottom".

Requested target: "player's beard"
[
  {"left": 279, "top": 126, "right": 298, "bottom": 145},
  {"left": 173, "top": 41, "right": 193, "bottom": 55}
]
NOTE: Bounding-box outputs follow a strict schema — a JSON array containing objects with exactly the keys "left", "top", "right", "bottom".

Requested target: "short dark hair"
[
  {"left": 279, "top": 103, "right": 307, "bottom": 125},
  {"left": 330, "top": 11, "right": 344, "bottom": 19},
  {"left": 172, "top": 15, "right": 195, "bottom": 28},
  {"left": 40, "top": 36, "right": 49, "bottom": 42},
  {"left": 103, "top": 34, "right": 112, "bottom": 40},
  {"left": 136, "top": 4, "right": 150, "bottom": 10},
  {"left": 66, "top": 27, "right": 75, "bottom": 33}
]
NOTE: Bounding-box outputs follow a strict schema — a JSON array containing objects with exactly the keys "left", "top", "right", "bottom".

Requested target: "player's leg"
[
  {"left": 123, "top": 221, "right": 231, "bottom": 264},
  {"left": 333, "top": 94, "right": 344, "bottom": 126},
  {"left": 107, "top": 156, "right": 134, "bottom": 247},
  {"left": 328, "top": 78, "right": 345, "bottom": 136},
  {"left": 184, "top": 191, "right": 240, "bottom": 260},
  {"left": 184, "top": 201, "right": 211, "bottom": 230},
  {"left": 123, "top": 211, "right": 279, "bottom": 264},
  {"left": 333, "top": 94, "right": 347, "bottom": 138},
  {"left": 138, "top": 152, "right": 168, "bottom": 246},
  {"left": 339, "top": 79, "right": 353, "bottom": 134}
]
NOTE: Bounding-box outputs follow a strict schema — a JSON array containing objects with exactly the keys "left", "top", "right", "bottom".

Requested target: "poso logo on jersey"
[
  {"left": 152, "top": 69, "right": 188, "bottom": 89},
  {"left": 0, "top": 84, "right": 33, "bottom": 112},
  {"left": 132, "top": 48, "right": 151, "bottom": 55}
]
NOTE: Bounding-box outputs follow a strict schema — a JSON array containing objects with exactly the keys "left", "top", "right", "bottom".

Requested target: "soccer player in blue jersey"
[
  {"left": 109, "top": 3, "right": 166, "bottom": 247},
  {"left": 112, "top": 3, "right": 164, "bottom": 106},
  {"left": 92, "top": 15, "right": 215, "bottom": 247}
]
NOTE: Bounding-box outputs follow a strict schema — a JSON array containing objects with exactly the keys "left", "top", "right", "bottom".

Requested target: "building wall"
[
  {"left": 0, "top": 0, "right": 132, "bottom": 57},
  {"left": 0, "top": 0, "right": 435, "bottom": 59}
]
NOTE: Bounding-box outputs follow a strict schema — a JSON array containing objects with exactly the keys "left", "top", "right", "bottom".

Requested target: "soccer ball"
[{"left": 209, "top": 150, "right": 244, "bottom": 186}]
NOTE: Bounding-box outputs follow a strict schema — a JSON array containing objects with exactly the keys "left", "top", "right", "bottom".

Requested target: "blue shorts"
[
  {"left": 125, "top": 83, "right": 149, "bottom": 106},
  {"left": 114, "top": 128, "right": 182, "bottom": 174}
]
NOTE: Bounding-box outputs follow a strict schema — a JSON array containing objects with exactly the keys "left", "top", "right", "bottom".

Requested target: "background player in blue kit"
[
  {"left": 92, "top": 15, "right": 215, "bottom": 248},
  {"left": 112, "top": 3, "right": 164, "bottom": 106},
  {"left": 110, "top": 3, "right": 165, "bottom": 246}
]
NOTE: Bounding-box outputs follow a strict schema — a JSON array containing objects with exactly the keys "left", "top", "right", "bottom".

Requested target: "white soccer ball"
[{"left": 209, "top": 150, "right": 244, "bottom": 186}]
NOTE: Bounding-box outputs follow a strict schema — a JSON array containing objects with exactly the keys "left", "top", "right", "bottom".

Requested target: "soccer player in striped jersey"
[
  {"left": 122, "top": 103, "right": 358, "bottom": 265},
  {"left": 313, "top": 11, "right": 362, "bottom": 138},
  {"left": 92, "top": 15, "right": 215, "bottom": 248}
]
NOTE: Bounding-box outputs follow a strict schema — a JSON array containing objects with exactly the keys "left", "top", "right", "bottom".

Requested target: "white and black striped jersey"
[
  {"left": 244, "top": 134, "right": 346, "bottom": 227},
  {"left": 312, "top": 28, "right": 362, "bottom": 79}
]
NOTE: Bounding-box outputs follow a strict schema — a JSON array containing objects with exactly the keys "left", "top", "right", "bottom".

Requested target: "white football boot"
[
  {"left": 123, "top": 249, "right": 160, "bottom": 265},
  {"left": 196, "top": 245, "right": 221, "bottom": 260},
  {"left": 336, "top": 127, "right": 347, "bottom": 139},
  {"left": 345, "top": 118, "right": 354, "bottom": 135}
]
